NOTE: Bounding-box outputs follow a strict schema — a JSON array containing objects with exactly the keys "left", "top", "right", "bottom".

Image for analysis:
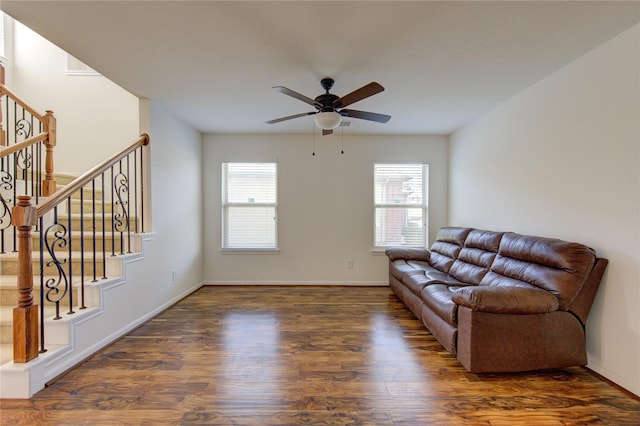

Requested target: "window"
[
  {"left": 66, "top": 54, "right": 100, "bottom": 76},
  {"left": 374, "top": 163, "right": 428, "bottom": 248},
  {"left": 222, "top": 162, "right": 278, "bottom": 250}
]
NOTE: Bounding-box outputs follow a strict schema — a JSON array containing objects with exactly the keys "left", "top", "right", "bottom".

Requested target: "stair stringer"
[{"left": 0, "top": 232, "right": 200, "bottom": 398}]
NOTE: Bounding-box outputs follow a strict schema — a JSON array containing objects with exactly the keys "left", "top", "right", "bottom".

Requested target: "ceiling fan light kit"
[
  {"left": 313, "top": 111, "right": 342, "bottom": 130},
  {"left": 267, "top": 77, "right": 391, "bottom": 135}
]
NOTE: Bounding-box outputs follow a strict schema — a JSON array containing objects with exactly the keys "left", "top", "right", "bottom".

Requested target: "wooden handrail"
[
  {"left": 0, "top": 132, "right": 48, "bottom": 157},
  {"left": 36, "top": 133, "right": 150, "bottom": 216},
  {"left": 0, "top": 84, "right": 45, "bottom": 122}
]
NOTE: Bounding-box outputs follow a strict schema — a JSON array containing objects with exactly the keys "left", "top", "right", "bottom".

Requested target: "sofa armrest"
[
  {"left": 452, "top": 286, "right": 559, "bottom": 314},
  {"left": 384, "top": 247, "right": 430, "bottom": 262}
]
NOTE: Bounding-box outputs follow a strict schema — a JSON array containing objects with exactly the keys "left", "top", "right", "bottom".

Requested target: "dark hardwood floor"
[{"left": 1, "top": 286, "right": 638, "bottom": 425}]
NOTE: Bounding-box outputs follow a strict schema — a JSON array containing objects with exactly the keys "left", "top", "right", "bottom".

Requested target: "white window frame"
[
  {"left": 221, "top": 162, "right": 279, "bottom": 253},
  {"left": 373, "top": 163, "right": 429, "bottom": 250},
  {"left": 65, "top": 54, "right": 100, "bottom": 76}
]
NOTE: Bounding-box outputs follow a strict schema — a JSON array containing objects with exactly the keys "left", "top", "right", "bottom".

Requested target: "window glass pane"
[
  {"left": 225, "top": 163, "right": 277, "bottom": 204},
  {"left": 224, "top": 206, "right": 277, "bottom": 248},
  {"left": 375, "top": 207, "right": 424, "bottom": 247},
  {"left": 374, "top": 164, "right": 423, "bottom": 205}
]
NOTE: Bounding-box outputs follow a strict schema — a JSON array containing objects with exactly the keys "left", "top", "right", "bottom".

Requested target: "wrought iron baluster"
[
  {"left": 79, "top": 187, "right": 86, "bottom": 309},
  {"left": 12, "top": 100, "right": 15, "bottom": 144},
  {"left": 134, "top": 149, "right": 138, "bottom": 234},
  {"left": 36, "top": 121, "right": 42, "bottom": 202},
  {"left": 35, "top": 140, "right": 41, "bottom": 203},
  {"left": 44, "top": 206, "right": 70, "bottom": 321},
  {"left": 11, "top": 151, "right": 17, "bottom": 252},
  {"left": 113, "top": 160, "right": 129, "bottom": 255},
  {"left": 0, "top": 157, "right": 13, "bottom": 253},
  {"left": 91, "top": 180, "right": 98, "bottom": 283},
  {"left": 39, "top": 215, "right": 46, "bottom": 353},
  {"left": 29, "top": 142, "right": 34, "bottom": 197},
  {"left": 66, "top": 196, "right": 74, "bottom": 315},
  {"left": 101, "top": 172, "right": 107, "bottom": 279},
  {"left": 140, "top": 146, "right": 145, "bottom": 233},
  {"left": 126, "top": 155, "right": 131, "bottom": 253},
  {"left": 110, "top": 165, "right": 115, "bottom": 257}
]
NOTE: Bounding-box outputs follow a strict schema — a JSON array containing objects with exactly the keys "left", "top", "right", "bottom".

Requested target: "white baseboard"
[
  {"left": 203, "top": 281, "right": 388, "bottom": 286},
  {"left": 587, "top": 360, "right": 639, "bottom": 397}
]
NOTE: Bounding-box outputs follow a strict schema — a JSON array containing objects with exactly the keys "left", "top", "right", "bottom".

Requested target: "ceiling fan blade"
[
  {"left": 265, "top": 111, "right": 315, "bottom": 125},
  {"left": 340, "top": 109, "right": 391, "bottom": 123},
  {"left": 322, "top": 129, "right": 333, "bottom": 136},
  {"left": 333, "top": 82, "right": 384, "bottom": 108},
  {"left": 273, "top": 86, "right": 321, "bottom": 108}
]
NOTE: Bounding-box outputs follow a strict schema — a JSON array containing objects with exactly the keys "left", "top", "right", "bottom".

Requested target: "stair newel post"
[
  {"left": 42, "top": 110, "right": 57, "bottom": 196},
  {"left": 12, "top": 195, "right": 39, "bottom": 363}
]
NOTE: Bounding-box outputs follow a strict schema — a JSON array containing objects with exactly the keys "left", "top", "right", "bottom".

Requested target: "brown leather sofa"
[{"left": 385, "top": 227, "right": 608, "bottom": 373}]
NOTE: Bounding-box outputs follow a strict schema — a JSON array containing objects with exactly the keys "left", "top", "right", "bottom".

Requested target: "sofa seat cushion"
[
  {"left": 390, "top": 259, "right": 431, "bottom": 281},
  {"left": 421, "top": 284, "right": 465, "bottom": 325},
  {"left": 403, "top": 269, "right": 465, "bottom": 296}
]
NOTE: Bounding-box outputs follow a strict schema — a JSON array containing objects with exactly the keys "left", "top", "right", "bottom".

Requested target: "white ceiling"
[{"left": 3, "top": 1, "right": 639, "bottom": 135}]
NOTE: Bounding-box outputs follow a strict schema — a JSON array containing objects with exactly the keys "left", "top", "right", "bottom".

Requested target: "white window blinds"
[
  {"left": 374, "top": 163, "right": 429, "bottom": 248},
  {"left": 222, "top": 162, "right": 278, "bottom": 250}
]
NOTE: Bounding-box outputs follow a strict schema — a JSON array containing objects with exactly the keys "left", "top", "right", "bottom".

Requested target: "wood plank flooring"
[{"left": 1, "top": 286, "right": 639, "bottom": 425}]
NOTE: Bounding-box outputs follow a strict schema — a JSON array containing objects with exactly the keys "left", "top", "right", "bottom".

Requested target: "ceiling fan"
[{"left": 266, "top": 78, "right": 391, "bottom": 135}]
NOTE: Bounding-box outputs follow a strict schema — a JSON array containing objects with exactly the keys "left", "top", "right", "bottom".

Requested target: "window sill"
[
  {"left": 220, "top": 248, "right": 280, "bottom": 255},
  {"left": 370, "top": 248, "right": 388, "bottom": 255}
]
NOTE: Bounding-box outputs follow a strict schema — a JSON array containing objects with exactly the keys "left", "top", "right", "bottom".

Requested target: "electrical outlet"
[
  {"left": 347, "top": 259, "right": 354, "bottom": 269},
  {"left": 172, "top": 269, "right": 177, "bottom": 282}
]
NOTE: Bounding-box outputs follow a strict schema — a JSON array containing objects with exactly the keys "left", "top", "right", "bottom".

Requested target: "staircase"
[
  {"left": 0, "top": 65, "right": 156, "bottom": 397},
  {"left": 0, "top": 174, "right": 142, "bottom": 365},
  {"left": 0, "top": 134, "right": 151, "bottom": 397}
]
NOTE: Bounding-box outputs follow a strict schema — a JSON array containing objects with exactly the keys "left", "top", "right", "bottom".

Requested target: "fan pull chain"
[
  {"left": 312, "top": 122, "right": 316, "bottom": 156},
  {"left": 341, "top": 125, "right": 344, "bottom": 154}
]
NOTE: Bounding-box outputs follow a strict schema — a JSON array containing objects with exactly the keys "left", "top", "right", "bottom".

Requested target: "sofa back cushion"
[
  {"left": 429, "top": 227, "right": 473, "bottom": 273},
  {"left": 480, "top": 233, "right": 596, "bottom": 310},
  {"left": 448, "top": 230, "right": 504, "bottom": 285}
]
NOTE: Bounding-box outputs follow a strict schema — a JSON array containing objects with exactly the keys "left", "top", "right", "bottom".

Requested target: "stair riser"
[
  {"left": 48, "top": 195, "right": 112, "bottom": 213},
  {"left": 68, "top": 200, "right": 113, "bottom": 214},
  {"left": 4, "top": 259, "right": 101, "bottom": 276},
  {"left": 0, "top": 287, "right": 85, "bottom": 344},
  {"left": 52, "top": 216, "right": 140, "bottom": 233},
  {"left": 32, "top": 235, "right": 135, "bottom": 252},
  {"left": 2, "top": 256, "right": 123, "bottom": 277},
  {"left": 0, "top": 323, "right": 11, "bottom": 344},
  {"left": 0, "top": 283, "right": 98, "bottom": 306}
]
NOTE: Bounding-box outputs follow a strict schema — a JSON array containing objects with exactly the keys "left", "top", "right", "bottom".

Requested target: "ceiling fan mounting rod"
[{"left": 320, "top": 78, "right": 335, "bottom": 93}]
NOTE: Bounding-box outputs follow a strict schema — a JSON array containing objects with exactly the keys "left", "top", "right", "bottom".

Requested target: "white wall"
[
  {"left": 144, "top": 99, "right": 203, "bottom": 298},
  {"left": 449, "top": 24, "right": 640, "bottom": 395},
  {"left": 203, "top": 133, "right": 448, "bottom": 285},
  {"left": 9, "top": 21, "right": 139, "bottom": 174}
]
